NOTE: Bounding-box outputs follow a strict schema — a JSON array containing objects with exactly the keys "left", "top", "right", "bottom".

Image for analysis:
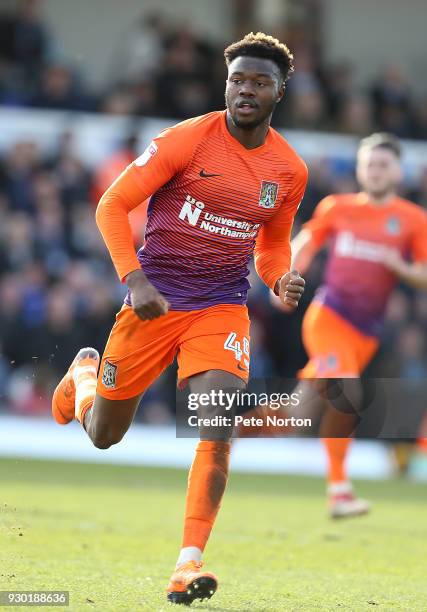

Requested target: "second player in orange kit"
[{"left": 291, "top": 133, "right": 427, "bottom": 518}]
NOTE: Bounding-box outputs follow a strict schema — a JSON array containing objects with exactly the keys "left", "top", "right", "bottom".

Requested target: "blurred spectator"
[
  {"left": 115, "top": 13, "right": 168, "bottom": 83},
  {"left": 154, "top": 26, "right": 214, "bottom": 118},
  {"left": 32, "top": 64, "right": 94, "bottom": 111},
  {"left": 0, "top": 0, "right": 51, "bottom": 100},
  {"left": 371, "top": 64, "right": 415, "bottom": 138},
  {"left": 2, "top": 140, "right": 41, "bottom": 214},
  {"left": 101, "top": 85, "right": 139, "bottom": 116},
  {"left": 48, "top": 132, "right": 92, "bottom": 208},
  {"left": 325, "top": 63, "right": 355, "bottom": 118},
  {"left": 336, "top": 94, "right": 373, "bottom": 136},
  {"left": 0, "top": 212, "right": 35, "bottom": 271},
  {"left": 408, "top": 167, "right": 427, "bottom": 209},
  {"left": 91, "top": 135, "right": 139, "bottom": 204},
  {"left": 292, "top": 89, "right": 326, "bottom": 130}
]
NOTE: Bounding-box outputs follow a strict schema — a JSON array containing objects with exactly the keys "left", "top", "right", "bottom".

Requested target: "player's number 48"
[{"left": 224, "top": 332, "right": 249, "bottom": 363}]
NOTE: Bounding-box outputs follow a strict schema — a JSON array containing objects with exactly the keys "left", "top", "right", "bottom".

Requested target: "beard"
[
  {"left": 230, "top": 113, "right": 266, "bottom": 132},
  {"left": 230, "top": 114, "right": 268, "bottom": 130},
  {"left": 225, "top": 93, "right": 276, "bottom": 130}
]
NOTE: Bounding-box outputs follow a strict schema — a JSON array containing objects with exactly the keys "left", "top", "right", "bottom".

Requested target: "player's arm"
[
  {"left": 385, "top": 260, "right": 427, "bottom": 290},
  {"left": 290, "top": 227, "right": 319, "bottom": 275},
  {"left": 291, "top": 195, "right": 339, "bottom": 274},
  {"left": 382, "top": 209, "right": 427, "bottom": 290},
  {"left": 254, "top": 162, "right": 308, "bottom": 313},
  {"left": 96, "top": 129, "right": 189, "bottom": 320},
  {"left": 268, "top": 194, "right": 338, "bottom": 312}
]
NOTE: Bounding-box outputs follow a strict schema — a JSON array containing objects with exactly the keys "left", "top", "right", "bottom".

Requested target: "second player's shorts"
[
  {"left": 97, "top": 303, "right": 250, "bottom": 400},
  {"left": 298, "top": 302, "right": 378, "bottom": 378}
]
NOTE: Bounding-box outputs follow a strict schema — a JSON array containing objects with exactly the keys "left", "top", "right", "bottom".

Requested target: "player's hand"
[
  {"left": 381, "top": 248, "right": 406, "bottom": 275},
  {"left": 126, "top": 270, "right": 169, "bottom": 321},
  {"left": 276, "top": 270, "right": 305, "bottom": 313}
]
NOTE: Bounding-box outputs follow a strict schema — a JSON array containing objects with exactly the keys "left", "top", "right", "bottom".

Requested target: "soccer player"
[
  {"left": 290, "top": 132, "right": 427, "bottom": 518},
  {"left": 51, "top": 33, "right": 307, "bottom": 604}
]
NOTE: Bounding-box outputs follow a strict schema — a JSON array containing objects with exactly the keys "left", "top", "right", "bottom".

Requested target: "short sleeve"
[{"left": 303, "top": 195, "right": 338, "bottom": 247}]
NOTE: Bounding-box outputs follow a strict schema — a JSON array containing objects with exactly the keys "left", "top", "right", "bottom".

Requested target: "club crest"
[
  {"left": 102, "top": 360, "right": 117, "bottom": 389},
  {"left": 385, "top": 216, "right": 401, "bottom": 235},
  {"left": 259, "top": 181, "right": 279, "bottom": 209}
]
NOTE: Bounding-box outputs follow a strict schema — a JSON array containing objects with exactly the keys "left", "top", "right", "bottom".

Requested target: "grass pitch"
[{"left": 1, "top": 458, "right": 426, "bottom": 611}]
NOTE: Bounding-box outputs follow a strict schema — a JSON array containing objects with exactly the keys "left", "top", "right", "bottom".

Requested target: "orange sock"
[
  {"left": 323, "top": 438, "right": 352, "bottom": 484},
  {"left": 72, "top": 365, "right": 97, "bottom": 424},
  {"left": 182, "top": 440, "right": 231, "bottom": 552}
]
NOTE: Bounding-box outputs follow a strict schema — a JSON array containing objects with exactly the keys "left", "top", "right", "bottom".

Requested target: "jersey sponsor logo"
[
  {"left": 199, "top": 168, "right": 222, "bottom": 178},
  {"left": 134, "top": 141, "right": 158, "bottom": 167},
  {"left": 259, "top": 180, "right": 279, "bottom": 208},
  {"left": 102, "top": 360, "right": 118, "bottom": 389},
  {"left": 179, "top": 195, "right": 205, "bottom": 226},
  {"left": 335, "top": 231, "right": 400, "bottom": 263},
  {"left": 385, "top": 216, "right": 401, "bottom": 235},
  {"left": 178, "top": 194, "right": 261, "bottom": 238}
]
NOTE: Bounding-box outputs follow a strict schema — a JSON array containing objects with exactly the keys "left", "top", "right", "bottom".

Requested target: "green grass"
[{"left": 0, "top": 458, "right": 426, "bottom": 611}]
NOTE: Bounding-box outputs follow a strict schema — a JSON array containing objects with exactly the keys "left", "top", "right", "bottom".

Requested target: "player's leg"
[
  {"left": 52, "top": 346, "right": 141, "bottom": 448},
  {"left": 167, "top": 370, "right": 245, "bottom": 604},
  {"left": 299, "top": 303, "right": 376, "bottom": 517},
  {"left": 81, "top": 394, "right": 141, "bottom": 449},
  {"left": 52, "top": 305, "right": 184, "bottom": 447},
  {"left": 167, "top": 305, "right": 249, "bottom": 604}
]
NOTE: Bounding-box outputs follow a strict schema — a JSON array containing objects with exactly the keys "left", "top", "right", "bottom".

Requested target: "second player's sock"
[
  {"left": 72, "top": 364, "right": 97, "bottom": 424},
  {"left": 323, "top": 437, "right": 352, "bottom": 484},
  {"left": 180, "top": 440, "right": 231, "bottom": 558}
]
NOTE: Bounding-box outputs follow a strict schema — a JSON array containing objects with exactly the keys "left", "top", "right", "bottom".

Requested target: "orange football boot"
[
  {"left": 166, "top": 560, "right": 217, "bottom": 605},
  {"left": 52, "top": 347, "right": 99, "bottom": 424}
]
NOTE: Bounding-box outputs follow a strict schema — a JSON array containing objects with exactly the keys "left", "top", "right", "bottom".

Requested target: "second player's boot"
[
  {"left": 51, "top": 347, "right": 100, "bottom": 424},
  {"left": 328, "top": 482, "right": 371, "bottom": 519}
]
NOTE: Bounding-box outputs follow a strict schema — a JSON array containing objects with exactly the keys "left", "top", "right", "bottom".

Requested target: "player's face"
[
  {"left": 225, "top": 56, "right": 284, "bottom": 130},
  {"left": 356, "top": 146, "right": 402, "bottom": 199}
]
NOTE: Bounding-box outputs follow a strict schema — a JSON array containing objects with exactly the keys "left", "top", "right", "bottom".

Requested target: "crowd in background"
[
  {"left": 1, "top": 2, "right": 427, "bottom": 139},
  {"left": 1, "top": 1, "right": 427, "bottom": 421}
]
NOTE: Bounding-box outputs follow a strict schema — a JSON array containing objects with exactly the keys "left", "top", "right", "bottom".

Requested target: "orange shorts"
[
  {"left": 298, "top": 302, "right": 378, "bottom": 379},
  {"left": 97, "top": 303, "right": 250, "bottom": 400}
]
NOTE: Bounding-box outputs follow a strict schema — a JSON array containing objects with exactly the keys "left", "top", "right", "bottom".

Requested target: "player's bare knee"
[
  {"left": 321, "top": 378, "right": 363, "bottom": 415},
  {"left": 92, "top": 437, "right": 113, "bottom": 450},
  {"left": 91, "top": 429, "right": 125, "bottom": 449}
]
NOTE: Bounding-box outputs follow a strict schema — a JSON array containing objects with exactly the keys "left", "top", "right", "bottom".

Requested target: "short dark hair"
[
  {"left": 224, "top": 32, "right": 294, "bottom": 83},
  {"left": 358, "top": 132, "right": 402, "bottom": 158}
]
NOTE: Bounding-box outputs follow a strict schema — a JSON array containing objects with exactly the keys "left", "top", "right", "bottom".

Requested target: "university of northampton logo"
[
  {"left": 385, "top": 216, "right": 401, "bottom": 235},
  {"left": 259, "top": 181, "right": 279, "bottom": 208}
]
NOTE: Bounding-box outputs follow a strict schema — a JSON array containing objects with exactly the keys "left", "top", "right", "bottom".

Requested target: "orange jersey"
[
  {"left": 304, "top": 192, "right": 427, "bottom": 336},
  {"left": 96, "top": 111, "right": 307, "bottom": 310}
]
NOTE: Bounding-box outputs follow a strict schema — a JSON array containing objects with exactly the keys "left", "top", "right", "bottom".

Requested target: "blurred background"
[{"left": 1, "top": 0, "right": 427, "bottom": 476}]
